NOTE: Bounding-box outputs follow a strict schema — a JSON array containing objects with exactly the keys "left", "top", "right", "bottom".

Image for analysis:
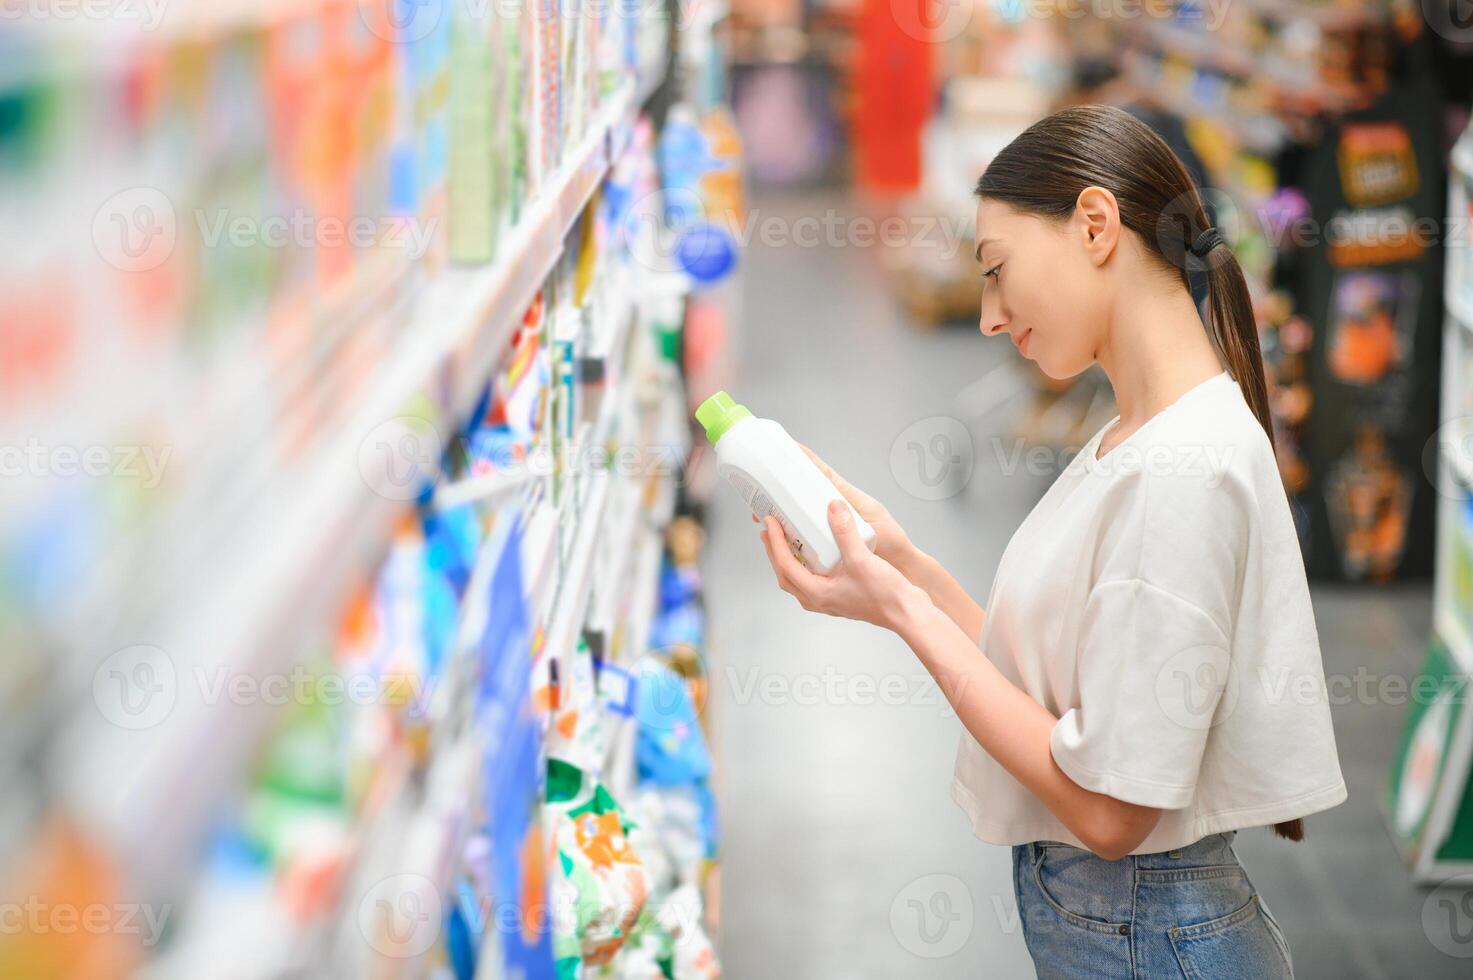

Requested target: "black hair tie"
[{"left": 1189, "top": 227, "right": 1224, "bottom": 257}]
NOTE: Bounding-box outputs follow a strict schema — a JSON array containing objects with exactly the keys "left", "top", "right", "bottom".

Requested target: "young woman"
[{"left": 756, "top": 106, "right": 1346, "bottom": 977}]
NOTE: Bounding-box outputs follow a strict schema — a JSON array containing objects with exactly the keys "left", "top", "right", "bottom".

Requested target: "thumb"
[{"left": 827, "top": 499, "right": 866, "bottom": 564}]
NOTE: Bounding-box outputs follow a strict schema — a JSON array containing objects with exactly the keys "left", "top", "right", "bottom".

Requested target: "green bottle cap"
[{"left": 695, "top": 391, "right": 752, "bottom": 445}]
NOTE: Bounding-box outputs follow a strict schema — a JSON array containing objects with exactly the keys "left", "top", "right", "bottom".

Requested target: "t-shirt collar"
[{"left": 1077, "top": 370, "right": 1231, "bottom": 475}]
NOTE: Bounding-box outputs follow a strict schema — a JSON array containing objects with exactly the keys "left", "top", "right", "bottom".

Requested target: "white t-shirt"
[{"left": 951, "top": 369, "right": 1347, "bottom": 854}]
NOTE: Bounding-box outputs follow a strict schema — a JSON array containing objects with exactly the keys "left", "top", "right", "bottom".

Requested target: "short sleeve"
[{"left": 1050, "top": 578, "right": 1234, "bottom": 809}]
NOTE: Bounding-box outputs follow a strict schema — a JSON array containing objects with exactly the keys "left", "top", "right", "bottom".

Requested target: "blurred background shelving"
[
  {"left": 12, "top": 0, "right": 1473, "bottom": 976},
  {"left": 2, "top": 0, "right": 740, "bottom": 976}
]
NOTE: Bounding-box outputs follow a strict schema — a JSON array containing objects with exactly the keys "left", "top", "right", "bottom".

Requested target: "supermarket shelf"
[
  {"left": 1127, "top": 20, "right": 1362, "bottom": 114},
  {"left": 432, "top": 469, "right": 540, "bottom": 512},
  {"left": 588, "top": 291, "right": 640, "bottom": 448},
  {"left": 442, "top": 82, "right": 636, "bottom": 416},
  {"left": 1435, "top": 410, "right": 1473, "bottom": 493},
  {"left": 1448, "top": 288, "right": 1473, "bottom": 334},
  {"left": 1435, "top": 601, "right": 1473, "bottom": 673},
  {"left": 177, "top": 76, "right": 631, "bottom": 648},
  {"left": 1130, "top": 21, "right": 1258, "bottom": 79},
  {"left": 1122, "top": 52, "right": 1285, "bottom": 154},
  {"left": 590, "top": 285, "right": 637, "bottom": 367},
  {"left": 623, "top": 522, "right": 667, "bottom": 672},
  {"left": 602, "top": 523, "right": 666, "bottom": 799},
  {"left": 426, "top": 510, "right": 528, "bottom": 741},
  {"left": 58, "top": 78, "right": 637, "bottom": 651},
  {"left": 590, "top": 472, "right": 652, "bottom": 640},
  {"left": 568, "top": 380, "right": 682, "bottom": 793},
  {"left": 523, "top": 502, "right": 564, "bottom": 624},
  {"left": 3, "top": 0, "right": 383, "bottom": 46},
  {"left": 1453, "top": 135, "right": 1473, "bottom": 182},
  {"left": 588, "top": 429, "right": 663, "bottom": 641},
  {"left": 51, "top": 80, "right": 645, "bottom": 890},
  {"left": 680, "top": 0, "right": 731, "bottom": 35},
  {"left": 1448, "top": 440, "right": 1473, "bottom": 492},
  {"left": 284, "top": 522, "right": 528, "bottom": 978},
  {"left": 543, "top": 470, "right": 614, "bottom": 683},
  {"left": 0, "top": 0, "right": 393, "bottom": 109},
  {"left": 1238, "top": 0, "right": 1389, "bottom": 29},
  {"left": 6, "top": 0, "right": 729, "bottom": 971}
]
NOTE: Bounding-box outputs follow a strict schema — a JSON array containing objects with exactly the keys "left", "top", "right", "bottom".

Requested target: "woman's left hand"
[{"left": 759, "top": 500, "right": 924, "bottom": 631}]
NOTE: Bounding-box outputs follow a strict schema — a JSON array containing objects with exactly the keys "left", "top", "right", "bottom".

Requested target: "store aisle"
[
  {"left": 706, "top": 186, "right": 1041, "bottom": 978},
  {"left": 708, "top": 188, "right": 1463, "bottom": 978}
]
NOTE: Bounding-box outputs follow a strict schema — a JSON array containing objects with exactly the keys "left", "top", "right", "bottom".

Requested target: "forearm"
[
  {"left": 891, "top": 546, "right": 986, "bottom": 645},
  {"left": 891, "top": 589, "right": 1157, "bottom": 858}
]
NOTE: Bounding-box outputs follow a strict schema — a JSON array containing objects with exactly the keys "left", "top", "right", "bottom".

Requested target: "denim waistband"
[{"left": 1026, "top": 830, "right": 1239, "bottom": 870}]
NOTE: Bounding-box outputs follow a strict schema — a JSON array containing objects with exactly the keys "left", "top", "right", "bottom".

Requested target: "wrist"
[
  {"left": 885, "top": 538, "right": 929, "bottom": 584},
  {"left": 886, "top": 582, "right": 938, "bottom": 638}
]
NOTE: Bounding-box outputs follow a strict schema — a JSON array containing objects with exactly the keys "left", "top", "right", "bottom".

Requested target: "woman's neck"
[{"left": 1095, "top": 282, "right": 1224, "bottom": 431}]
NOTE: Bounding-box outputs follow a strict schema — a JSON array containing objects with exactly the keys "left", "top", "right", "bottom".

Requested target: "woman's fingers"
[
  {"left": 826, "top": 500, "right": 868, "bottom": 566},
  {"left": 760, "top": 531, "right": 802, "bottom": 604},
  {"left": 760, "top": 517, "right": 796, "bottom": 582},
  {"left": 758, "top": 518, "right": 788, "bottom": 582},
  {"left": 761, "top": 516, "right": 827, "bottom": 607}
]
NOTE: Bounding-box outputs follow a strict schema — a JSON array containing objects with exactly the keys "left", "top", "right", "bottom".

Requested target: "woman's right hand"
[
  {"left": 755, "top": 443, "right": 984, "bottom": 644},
  {"left": 755, "top": 444, "right": 915, "bottom": 570}
]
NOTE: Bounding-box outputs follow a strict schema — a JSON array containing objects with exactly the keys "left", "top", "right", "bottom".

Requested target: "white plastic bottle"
[{"left": 696, "top": 391, "right": 877, "bottom": 575}]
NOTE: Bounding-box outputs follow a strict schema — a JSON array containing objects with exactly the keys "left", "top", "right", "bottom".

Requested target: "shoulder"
[
  {"left": 1095, "top": 378, "right": 1276, "bottom": 516},
  {"left": 1088, "top": 382, "right": 1274, "bottom": 594}
]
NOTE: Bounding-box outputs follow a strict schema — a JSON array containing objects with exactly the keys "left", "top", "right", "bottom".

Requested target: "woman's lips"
[{"left": 1016, "top": 329, "right": 1031, "bottom": 356}]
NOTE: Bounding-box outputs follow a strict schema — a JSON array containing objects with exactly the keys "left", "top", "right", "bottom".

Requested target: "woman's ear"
[{"left": 1074, "top": 185, "right": 1120, "bottom": 266}]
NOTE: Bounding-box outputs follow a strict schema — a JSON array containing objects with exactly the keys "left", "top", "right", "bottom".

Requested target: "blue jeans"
[{"left": 1011, "top": 831, "right": 1294, "bottom": 978}]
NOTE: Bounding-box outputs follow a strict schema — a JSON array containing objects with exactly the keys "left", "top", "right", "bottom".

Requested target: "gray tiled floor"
[{"left": 707, "top": 188, "right": 1469, "bottom": 978}]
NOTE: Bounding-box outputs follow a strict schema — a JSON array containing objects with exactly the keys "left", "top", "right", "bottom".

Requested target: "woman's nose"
[{"left": 978, "top": 297, "right": 1007, "bottom": 337}]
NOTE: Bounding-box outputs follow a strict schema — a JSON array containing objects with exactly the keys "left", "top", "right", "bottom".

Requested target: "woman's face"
[{"left": 974, "top": 197, "right": 1109, "bottom": 380}]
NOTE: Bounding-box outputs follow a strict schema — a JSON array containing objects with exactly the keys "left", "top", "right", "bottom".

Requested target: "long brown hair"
[{"left": 975, "top": 105, "right": 1302, "bottom": 843}]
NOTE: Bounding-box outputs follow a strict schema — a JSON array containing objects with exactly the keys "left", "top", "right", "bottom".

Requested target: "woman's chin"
[
  {"left": 1032, "top": 354, "right": 1063, "bottom": 380},
  {"left": 1032, "top": 354, "right": 1092, "bottom": 383}
]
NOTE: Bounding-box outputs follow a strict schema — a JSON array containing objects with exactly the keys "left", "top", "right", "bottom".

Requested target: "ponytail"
[
  {"left": 976, "top": 105, "right": 1302, "bottom": 844},
  {"left": 1178, "top": 200, "right": 1303, "bottom": 847},
  {"left": 1182, "top": 227, "right": 1278, "bottom": 460}
]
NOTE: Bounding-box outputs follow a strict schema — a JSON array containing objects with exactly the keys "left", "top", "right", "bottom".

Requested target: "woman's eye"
[{"left": 982, "top": 264, "right": 1002, "bottom": 282}]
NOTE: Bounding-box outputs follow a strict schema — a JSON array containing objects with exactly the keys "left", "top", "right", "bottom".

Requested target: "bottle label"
[
  {"left": 728, "top": 471, "right": 756, "bottom": 505},
  {"left": 750, "top": 489, "right": 807, "bottom": 568}
]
